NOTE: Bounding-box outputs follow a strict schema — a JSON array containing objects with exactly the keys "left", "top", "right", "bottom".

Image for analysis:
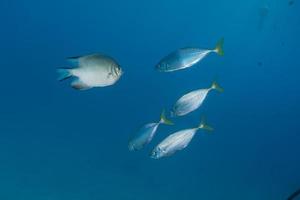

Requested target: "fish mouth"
[
  {"left": 150, "top": 150, "right": 160, "bottom": 159},
  {"left": 118, "top": 67, "right": 124, "bottom": 77},
  {"left": 151, "top": 155, "right": 160, "bottom": 160},
  {"left": 150, "top": 154, "right": 158, "bottom": 159},
  {"left": 156, "top": 66, "right": 164, "bottom": 72}
]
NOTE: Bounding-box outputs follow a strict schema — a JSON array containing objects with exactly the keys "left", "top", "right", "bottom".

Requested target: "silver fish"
[
  {"left": 57, "top": 53, "right": 122, "bottom": 90},
  {"left": 128, "top": 111, "right": 173, "bottom": 151},
  {"left": 151, "top": 118, "right": 213, "bottom": 159},
  {"left": 156, "top": 38, "right": 224, "bottom": 72},
  {"left": 171, "top": 81, "right": 223, "bottom": 117}
]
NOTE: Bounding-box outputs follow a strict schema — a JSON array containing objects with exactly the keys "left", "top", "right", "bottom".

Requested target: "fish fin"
[
  {"left": 198, "top": 117, "right": 214, "bottom": 132},
  {"left": 214, "top": 38, "right": 224, "bottom": 56},
  {"left": 57, "top": 68, "right": 72, "bottom": 81},
  {"left": 211, "top": 81, "right": 224, "bottom": 93},
  {"left": 160, "top": 110, "right": 173, "bottom": 125},
  {"left": 71, "top": 79, "right": 92, "bottom": 90},
  {"left": 67, "top": 56, "right": 81, "bottom": 65}
]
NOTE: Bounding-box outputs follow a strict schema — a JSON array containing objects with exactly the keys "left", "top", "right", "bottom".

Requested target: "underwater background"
[{"left": 0, "top": 0, "right": 299, "bottom": 199}]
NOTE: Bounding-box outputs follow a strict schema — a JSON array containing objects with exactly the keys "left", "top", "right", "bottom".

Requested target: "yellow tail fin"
[
  {"left": 198, "top": 117, "right": 214, "bottom": 132},
  {"left": 211, "top": 81, "right": 224, "bottom": 93},
  {"left": 214, "top": 38, "right": 224, "bottom": 56},
  {"left": 160, "top": 110, "right": 173, "bottom": 125}
]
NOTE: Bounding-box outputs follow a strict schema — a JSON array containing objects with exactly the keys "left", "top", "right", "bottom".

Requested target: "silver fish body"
[
  {"left": 172, "top": 88, "right": 211, "bottom": 117},
  {"left": 171, "top": 81, "right": 223, "bottom": 117},
  {"left": 156, "top": 48, "right": 212, "bottom": 72},
  {"left": 128, "top": 111, "right": 173, "bottom": 151},
  {"left": 156, "top": 38, "right": 224, "bottom": 72},
  {"left": 128, "top": 123, "right": 160, "bottom": 151},
  {"left": 151, "top": 128, "right": 198, "bottom": 159},
  {"left": 57, "top": 54, "right": 122, "bottom": 90}
]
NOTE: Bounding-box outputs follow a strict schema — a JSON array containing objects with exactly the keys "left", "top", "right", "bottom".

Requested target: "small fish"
[
  {"left": 128, "top": 111, "right": 173, "bottom": 151},
  {"left": 151, "top": 118, "right": 213, "bottom": 159},
  {"left": 57, "top": 53, "right": 123, "bottom": 90},
  {"left": 156, "top": 38, "right": 224, "bottom": 72},
  {"left": 171, "top": 81, "right": 223, "bottom": 117}
]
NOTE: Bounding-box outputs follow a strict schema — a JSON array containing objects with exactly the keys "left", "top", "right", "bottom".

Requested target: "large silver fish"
[
  {"left": 57, "top": 53, "right": 123, "bottom": 90},
  {"left": 151, "top": 118, "right": 213, "bottom": 159},
  {"left": 156, "top": 38, "right": 224, "bottom": 72},
  {"left": 171, "top": 81, "right": 223, "bottom": 117},
  {"left": 128, "top": 111, "right": 173, "bottom": 151}
]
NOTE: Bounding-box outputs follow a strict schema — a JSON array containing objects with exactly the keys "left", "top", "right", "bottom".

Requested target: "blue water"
[{"left": 1, "top": 0, "right": 299, "bottom": 199}]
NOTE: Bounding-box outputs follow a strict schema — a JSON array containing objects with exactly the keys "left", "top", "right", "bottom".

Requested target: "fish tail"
[
  {"left": 214, "top": 38, "right": 224, "bottom": 56},
  {"left": 57, "top": 68, "right": 72, "bottom": 81},
  {"left": 160, "top": 110, "right": 173, "bottom": 125},
  {"left": 198, "top": 117, "right": 214, "bottom": 132},
  {"left": 211, "top": 81, "right": 224, "bottom": 93}
]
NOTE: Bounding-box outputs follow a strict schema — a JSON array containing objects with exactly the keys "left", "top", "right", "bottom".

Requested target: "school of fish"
[{"left": 57, "top": 38, "right": 225, "bottom": 159}]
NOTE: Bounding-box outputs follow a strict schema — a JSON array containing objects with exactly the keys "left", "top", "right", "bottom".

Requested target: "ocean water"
[{"left": 0, "top": 0, "right": 299, "bottom": 199}]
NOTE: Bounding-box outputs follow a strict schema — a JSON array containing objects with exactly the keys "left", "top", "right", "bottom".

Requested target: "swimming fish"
[
  {"left": 171, "top": 81, "right": 223, "bottom": 117},
  {"left": 151, "top": 118, "right": 213, "bottom": 159},
  {"left": 57, "top": 53, "right": 123, "bottom": 90},
  {"left": 156, "top": 38, "right": 224, "bottom": 72},
  {"left": 128, "top": 111, "right": 173, "bottom": 151}
]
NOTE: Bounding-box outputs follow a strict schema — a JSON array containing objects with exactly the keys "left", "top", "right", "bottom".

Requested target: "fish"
[
  {"left": 151, "top": 118, "right": 213, "bottom": 159},
  {"left": 57, "top": 53, "right": 123, "bottom": 90},
  {"left": 128, "top": 111, "right": 173, "bottom": 151},
  {"left": 156, "top": 38, "right": 224, "bottom": 72},
  {"left": 171, "top": 81, "right": 223, "bottom": 117}
]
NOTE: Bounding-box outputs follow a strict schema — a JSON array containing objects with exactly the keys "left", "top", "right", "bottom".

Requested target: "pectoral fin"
[{"left": 71, "top": 79, "right": 92, "bottom": 90}]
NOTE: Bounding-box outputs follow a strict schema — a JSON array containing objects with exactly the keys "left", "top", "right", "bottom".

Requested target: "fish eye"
[{"left": 151, "top": 149, "right": 159, "bottom": 157}]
